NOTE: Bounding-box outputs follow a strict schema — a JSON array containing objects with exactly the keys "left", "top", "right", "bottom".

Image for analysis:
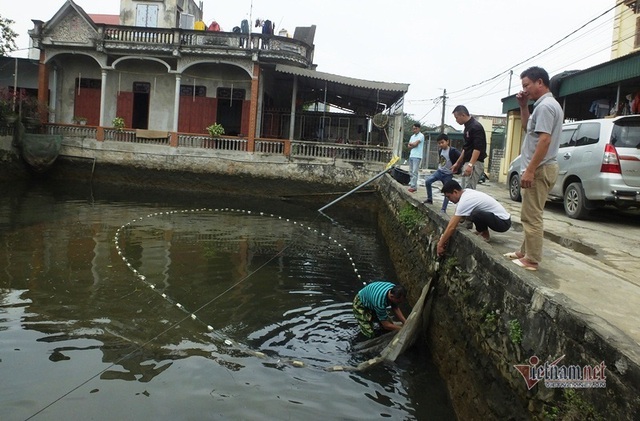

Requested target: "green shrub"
[
  {"left": 206, "top": 123, "right": 225, "bottom": 137},
  {"left": 112, "top": 116, "right": 125, "bottom": 131},
  {"left": 398, "top": 204, "right": 422, "bottom": 230},
  {"left": 507, "top": 319, "right": 523, "bottom": 344}
]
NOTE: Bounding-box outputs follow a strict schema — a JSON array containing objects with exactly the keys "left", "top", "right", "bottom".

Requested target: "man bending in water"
[{"left": 353, "top": 281, "right": 407, "bottom": 338}]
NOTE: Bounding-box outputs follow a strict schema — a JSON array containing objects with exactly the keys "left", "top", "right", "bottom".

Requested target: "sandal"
[
  {"left": 513, "top": 258, "right": 538, "bottom": 271},
  {"left": 503, "top": 252, "right": 523, "bottom": 260}
]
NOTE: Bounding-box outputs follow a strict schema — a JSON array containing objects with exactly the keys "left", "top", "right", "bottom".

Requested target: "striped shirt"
[{"left": 357, "top": 281, "right": 395, "bottom": 321}]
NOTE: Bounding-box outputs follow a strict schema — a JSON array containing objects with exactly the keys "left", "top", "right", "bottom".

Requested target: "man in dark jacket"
[{"left": 451, "top": 105, "right": 487, "bottom": 190}]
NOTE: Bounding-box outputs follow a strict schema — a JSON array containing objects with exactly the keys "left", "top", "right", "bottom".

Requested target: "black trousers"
[{"left": 469, "top": 210, "right": 511, "bottom": 233}]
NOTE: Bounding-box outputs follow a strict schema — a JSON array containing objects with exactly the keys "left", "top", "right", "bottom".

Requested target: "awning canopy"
[
  {"left": 274, "top": 64, "right": 409, "bottom": 115},
  {"left": 502, "top": 50, "right": 640, "bottom": 119}
]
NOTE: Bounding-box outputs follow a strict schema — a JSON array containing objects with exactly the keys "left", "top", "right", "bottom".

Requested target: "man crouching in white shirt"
[{"left": 437, "top": 180, "right": 511, "bottom": 257}]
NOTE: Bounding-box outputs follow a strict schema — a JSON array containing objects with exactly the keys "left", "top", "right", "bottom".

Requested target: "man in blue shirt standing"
[
  {"left": 353, "top": 281, "right": 407, "bottom": 338},
  {"left": 407, "top": 123, "right": 424, "bottom": 193}
]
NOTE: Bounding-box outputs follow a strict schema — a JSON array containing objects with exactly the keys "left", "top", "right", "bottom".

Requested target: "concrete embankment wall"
[
  {"left": 19, "top": 136, "right": 382, "bottom": 187},
  {"left": 0, "top": 135, "right": 386, "bottom": 197},
  {"left": 376, "top": 174, "right": 640, "bottom": 420}
]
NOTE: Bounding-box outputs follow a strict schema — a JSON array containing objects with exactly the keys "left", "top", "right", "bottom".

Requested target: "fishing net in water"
[{"left": 18, "top": 132, "right": 62, "bottom": 172}]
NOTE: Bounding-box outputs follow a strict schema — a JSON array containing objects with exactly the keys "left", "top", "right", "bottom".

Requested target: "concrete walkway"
[{"left": 411, "top": 168, "right": 640, "bottom": 358}]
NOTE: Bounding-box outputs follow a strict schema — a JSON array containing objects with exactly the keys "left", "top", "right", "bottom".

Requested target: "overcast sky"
[{"left": 3, "top": 0, "right": 620, "bottom": 127}]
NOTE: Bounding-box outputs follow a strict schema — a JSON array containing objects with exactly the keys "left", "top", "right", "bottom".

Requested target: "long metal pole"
[
  {"left": 248, "top": 0, "right": 253, "bottom": 49},
  {"left": 439, "top": 88, "right": 446, "bottom": 133},
  {"left": 13, "top": 57, "right": 18, "bottom": 109},
  {"left": 318, "top": 167, "right": 392, "bottom": 212}
]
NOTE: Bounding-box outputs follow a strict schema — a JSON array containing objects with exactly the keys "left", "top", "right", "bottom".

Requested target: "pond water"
[{"left": 0, "top": 178, "right": 455, "bottom": 420}]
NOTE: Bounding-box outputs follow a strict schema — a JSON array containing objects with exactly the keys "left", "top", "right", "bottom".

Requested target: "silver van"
[{"left": 507, "top": 115, "right": 640, "bottom": 219}]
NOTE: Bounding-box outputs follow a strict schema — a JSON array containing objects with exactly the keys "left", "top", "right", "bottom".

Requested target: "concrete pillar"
[
  {"left": 49, "top": 65, "right": 58, "bottom": 123},
  {"left": 173, "top": 74, "right": 181, "bottom": 132},
  {"left": 247, "top": 63, "right": 260, "bottom": 152},
  {"left": 99, "top": 69, "right": 108, "bottom": 127},
  {"left": 37, "top": 50, "right": 49, "bottom": 124},
  {"left": 289, "top": 75, "right": 297, "bottom": 140},
  {"left": 96, "top": 126, "right": 105, "bottom": 142}
]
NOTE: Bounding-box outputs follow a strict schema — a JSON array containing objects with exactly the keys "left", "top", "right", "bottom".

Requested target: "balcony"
[{"left": 97, "top": 25, "right": 314, "bottom": 67}]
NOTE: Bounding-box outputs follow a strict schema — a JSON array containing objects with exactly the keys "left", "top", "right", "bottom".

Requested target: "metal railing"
[
  {"left": 44, "top": 124, "right": 392, "bottom": 164},
  {"left": 104, "top": 27, "right": 175, "bottom": 44},
  {"left": 103, "top": 128, "right": 136, "bottom": 143},
  {"left": 178, "top": 134, "right": 247, "bottom": 151},
  {"left": 0, "top": 125, "right": 15, "bottom": 136},
  {"left": 99, "top": 25, "right": 313, "bottom": 65},
  {"left": 289, "top": 140, "right": 392, "bottom": 163},
  {"left": 46, "top": 124, "right": 97, "bottom": 139},
  {"left": 255, "top": 139, "right": 286, "bottom": 154}
]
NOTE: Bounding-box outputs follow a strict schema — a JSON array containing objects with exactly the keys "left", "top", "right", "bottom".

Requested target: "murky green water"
[{"left": 0, "top": 178, "right": 455, "bottom": 420}]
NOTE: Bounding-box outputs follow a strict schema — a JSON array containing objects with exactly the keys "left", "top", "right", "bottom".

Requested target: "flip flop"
[
  {"left": 513, "top": 258, "right": 538, "bottom": 271},
  {"left": 503, "top": 252, "right": 522, "bottom": 260},
  {"left": 474, "top": 231, "right": 490, "bottom": 242}
]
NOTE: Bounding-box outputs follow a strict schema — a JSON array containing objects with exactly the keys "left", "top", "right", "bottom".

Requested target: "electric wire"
[
  {"left": 446, "top": 1, "right": 624, "bottom": 96},
  {"left": 416, "top": 97, "right": 442, "bottom": 123},
  {"left": 416, "top": 8, "right": 638, "bottom": 120},
  {"left": 443, "top": 28, "right": 640, "bottom": 111},
  {"left": 408, "top": 1, "right": 629, "bottom": 117}
]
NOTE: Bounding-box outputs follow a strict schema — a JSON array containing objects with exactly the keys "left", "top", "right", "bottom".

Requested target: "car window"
[
  {"left": 574, "top": 123, "right": 600, "bottom": 147},
  {"left": 611, "top": 119, "right": 640, "bottom": 148},
  {"left": 559, "top": 127, "right": 578, "bottom": 148}
]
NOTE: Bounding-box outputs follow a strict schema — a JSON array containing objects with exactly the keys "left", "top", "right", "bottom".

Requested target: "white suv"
[{"left": 507, "top": 115, "right": 640, "bottom": 219}]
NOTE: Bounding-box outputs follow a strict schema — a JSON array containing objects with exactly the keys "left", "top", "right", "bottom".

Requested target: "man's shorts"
[
  {"left": 353, "top": 294, "right": 376, "bottom": 338},
  {"left": 353, "top": 294, "right": 375, "bottom": 338}
]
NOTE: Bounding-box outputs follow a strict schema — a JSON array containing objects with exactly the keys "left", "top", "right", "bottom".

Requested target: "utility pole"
[
  {"left": 439, "top": 88, "right": 447, "bottom": 133},
  {"left": 508, "top": 70, "right": 513, "bottom": 96}
]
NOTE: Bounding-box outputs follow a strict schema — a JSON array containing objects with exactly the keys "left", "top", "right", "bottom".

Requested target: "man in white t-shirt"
[
  {"left": 407, "top": 123, "right": 424, "bottom": 193},
  {"left": 436, "top": 180, "right": 511, "bottom": 257}
]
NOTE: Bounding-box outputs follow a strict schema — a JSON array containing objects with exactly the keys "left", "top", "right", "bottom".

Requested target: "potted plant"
[
  {"left": 112, "top": 116, "right": 125, "bottom": 132},
  {"left": 20, "top": 96, "right": 46, "bottom": 130},
  {"left": 206, "top": 122, "right": 225, "bottom": 137},
  {"left": 73, "top": 116, "right": 88, "bottom": 125}
]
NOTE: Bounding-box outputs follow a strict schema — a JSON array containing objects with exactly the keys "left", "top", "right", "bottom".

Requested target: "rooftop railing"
[{"left": 98, "top": 25, "right": 313, "bottom": 66}]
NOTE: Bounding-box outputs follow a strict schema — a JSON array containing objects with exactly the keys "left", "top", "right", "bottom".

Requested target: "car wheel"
[
  {"left": 509, "top": 173, "right": 521, "bottom": 202},
  {"left": 564, "top": 182, "right": 590, "bottom": 219}
]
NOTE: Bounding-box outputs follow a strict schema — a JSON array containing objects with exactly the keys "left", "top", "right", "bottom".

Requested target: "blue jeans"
[
  {"left": 425, "top": 168, "right": 453, "bottom": 210},
  {"left": 408, "top": 157, "right": 421, "bottom": 188}
]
